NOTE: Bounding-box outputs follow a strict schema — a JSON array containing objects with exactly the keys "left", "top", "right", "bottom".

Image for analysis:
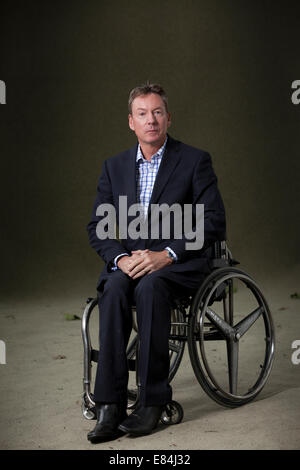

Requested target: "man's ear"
[{"left": 128, "top": 114, "right": 135, "bottom": 131}]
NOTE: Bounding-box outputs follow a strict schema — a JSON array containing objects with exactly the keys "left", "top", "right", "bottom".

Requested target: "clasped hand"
[{"left": 117, "top": 249, "right": 172, "bottom": 279}]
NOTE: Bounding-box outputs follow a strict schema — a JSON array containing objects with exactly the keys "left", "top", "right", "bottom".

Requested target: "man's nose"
[{"left": 147, "top": 112, "right": 157, "bottom": 124}]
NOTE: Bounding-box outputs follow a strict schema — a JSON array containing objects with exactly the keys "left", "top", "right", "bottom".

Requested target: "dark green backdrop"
[{"left": 1, "top": 0, "right": 299, "bottom": 299}]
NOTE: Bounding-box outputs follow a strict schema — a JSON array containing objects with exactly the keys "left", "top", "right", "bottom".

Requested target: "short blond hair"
[{"left": 128, "top": 82, "right": 168, "bottom": 114}]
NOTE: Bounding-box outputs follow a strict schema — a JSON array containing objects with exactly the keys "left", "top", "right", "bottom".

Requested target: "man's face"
[{"left": 128, "top": 93, "right": 171, "bottom": 147}]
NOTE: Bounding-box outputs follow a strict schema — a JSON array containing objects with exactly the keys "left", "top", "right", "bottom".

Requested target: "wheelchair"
[{"left": 81, "top": 241, "right": 275, "bottom": 425}]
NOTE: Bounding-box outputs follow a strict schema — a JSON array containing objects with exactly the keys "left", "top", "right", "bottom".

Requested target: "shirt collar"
[{"left": 136, "top": 136, "right": 168, "bottom": 163}]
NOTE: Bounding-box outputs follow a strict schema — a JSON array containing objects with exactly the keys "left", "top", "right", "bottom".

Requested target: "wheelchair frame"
[{"left": 81, "top": 241, "right": 275, "bottom": 422}]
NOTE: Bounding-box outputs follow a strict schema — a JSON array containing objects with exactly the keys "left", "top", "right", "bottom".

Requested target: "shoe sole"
[
  {"left": 88, "top": 429, "right": 125, "bottom": 443},
  {"left": 118, "top": 423, "right": 157, "bottom": 436}
]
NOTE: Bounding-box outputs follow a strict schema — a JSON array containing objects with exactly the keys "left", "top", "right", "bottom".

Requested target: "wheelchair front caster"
[
  {"left": 160, "top": 400, "right": 184, "bottom": 425},
  {"left": 82, "top": 395, "right": 97, "bottom": 420},
  {"left": 82, "top": 404, "right": 96, "bottom": 420}
]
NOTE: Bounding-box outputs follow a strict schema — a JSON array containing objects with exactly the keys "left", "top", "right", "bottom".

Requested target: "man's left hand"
[{"left": 127, "top": 249, "right": 172, "bottom": 279}]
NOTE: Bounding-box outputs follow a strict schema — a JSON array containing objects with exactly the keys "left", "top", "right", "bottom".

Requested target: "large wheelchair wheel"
[{"left": 188, "top": 267, "right": 275, "bottom": 408}]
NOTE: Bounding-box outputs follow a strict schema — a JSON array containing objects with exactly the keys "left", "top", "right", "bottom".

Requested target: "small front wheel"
[
  {"left": 160, "top": 400, "right": 184, "bottom": 425},
  {"left": 82, "top": 394, "right": 96, "bottom": 420}
]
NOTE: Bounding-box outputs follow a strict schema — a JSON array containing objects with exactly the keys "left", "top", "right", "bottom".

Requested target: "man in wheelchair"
[{"left": 86, "top": 83, "right": 226, "bottom": 443}]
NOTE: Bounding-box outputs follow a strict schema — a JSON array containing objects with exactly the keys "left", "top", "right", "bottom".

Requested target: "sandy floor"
[{"left": 0, "top": 267, "right": 299, "bottom": 450}]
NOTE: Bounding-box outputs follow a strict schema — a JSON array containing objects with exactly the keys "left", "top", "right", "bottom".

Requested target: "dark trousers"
[{"left": 93, "top": 264, "right": 209, "bottom": 406}]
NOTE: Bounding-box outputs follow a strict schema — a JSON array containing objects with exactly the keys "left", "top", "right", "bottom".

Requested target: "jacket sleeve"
[
  {"left": 166, "top": 152, "right": 226, "bottom": 262},
  {"left": 86, "top": 160, "right": 130, "bottom": 266}
]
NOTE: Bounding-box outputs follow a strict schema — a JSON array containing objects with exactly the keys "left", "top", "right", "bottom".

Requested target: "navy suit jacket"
[{"left": 87, "top": 135, "right": 226, "bottom": 278}]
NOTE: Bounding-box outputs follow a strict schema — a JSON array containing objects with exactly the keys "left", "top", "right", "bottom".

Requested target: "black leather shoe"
[
  {"left": 118, "top": 405, "right": 164, "bottom": 436},
  {"left": 87, "top": 403, "right": 127, "bottom": 443}
]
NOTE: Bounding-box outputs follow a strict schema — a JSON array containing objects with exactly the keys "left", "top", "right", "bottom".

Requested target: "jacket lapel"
[{"left": 148, "top": 135, "right": 181, "bottom": 206}]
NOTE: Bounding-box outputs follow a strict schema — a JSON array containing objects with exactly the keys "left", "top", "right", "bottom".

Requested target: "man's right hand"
[{"left": 117, "top": 253, "right": 142, "bottom": 276}]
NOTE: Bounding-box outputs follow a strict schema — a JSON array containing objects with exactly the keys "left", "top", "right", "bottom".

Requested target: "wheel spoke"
[
  {"left": 223, "top": 296, "right": 229, "bottom": 324},
  {"left": 228, "top": 279, "right": 234, "bottom": 326},
  {"left": 206, "top": 307, "right": 234, "bottom": 339},
  {"left": 169, "top": 341, "right": 180, "bottom": 353},
  {"left": 234, "top": 306, "right": 263, "bottom": 338},
  {"left": 227, "top": 339, "right": 239, "bottom": 394}
]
